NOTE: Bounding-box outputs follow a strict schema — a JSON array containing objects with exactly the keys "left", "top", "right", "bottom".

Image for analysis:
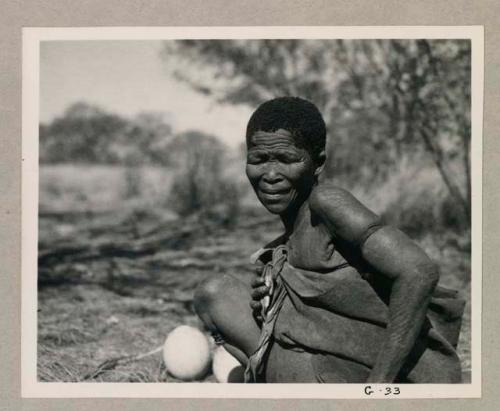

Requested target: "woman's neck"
[{"left": 280, "top": 198, "right": 309, "bottom": 236}]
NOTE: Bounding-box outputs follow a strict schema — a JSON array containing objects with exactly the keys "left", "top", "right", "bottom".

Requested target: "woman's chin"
[
  {"left": 258, "top": 194, "right": 300, "bottom": 215},
  {"left": 261, "top": 201, "right": 288, "bottom": 215}
]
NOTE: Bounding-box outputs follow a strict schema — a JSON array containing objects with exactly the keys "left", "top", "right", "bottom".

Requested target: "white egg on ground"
[
  {"left": 212, "top": 346, "right": 245, "bottom": 383},
  {"left": 163, "top": 325, "right": 211, "bottom": 381}
]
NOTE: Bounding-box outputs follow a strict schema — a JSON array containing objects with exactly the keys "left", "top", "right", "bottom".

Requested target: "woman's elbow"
[{"left": 409, "top": 260, "right": 440, "bottom": 292}]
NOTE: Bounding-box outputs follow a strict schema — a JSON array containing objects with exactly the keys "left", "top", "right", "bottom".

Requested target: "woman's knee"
[
  {"left": 194, "top": 274, "right": 261, "bottom": 357},
  {"left": 194, "top": 274, "right": 237, "bottom": 320}
]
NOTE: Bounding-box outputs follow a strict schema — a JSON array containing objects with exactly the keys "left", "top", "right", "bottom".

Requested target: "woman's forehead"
[{"left": 248, "top": 129, "right": 300, "bottom": 148}]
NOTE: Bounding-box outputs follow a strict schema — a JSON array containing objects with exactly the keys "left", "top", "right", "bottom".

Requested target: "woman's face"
[{"left": 246, "top": 129, "right": 319, "bottom": 215}]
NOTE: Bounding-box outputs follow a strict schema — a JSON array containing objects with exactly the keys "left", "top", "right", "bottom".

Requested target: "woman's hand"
[{"left": 250, "top": 264, "right": 270, "bottom": 322}]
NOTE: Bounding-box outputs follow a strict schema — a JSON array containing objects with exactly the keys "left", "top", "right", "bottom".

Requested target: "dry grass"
[
  {"left": 38, "top": 284, "right": 204, "bottom": 382},
  {"left": 40, "top": 165, "right": 175, "bottom": 213}
]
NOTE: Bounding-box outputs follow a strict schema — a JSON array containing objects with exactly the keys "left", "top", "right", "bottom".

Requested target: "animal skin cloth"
[{"left": 244, "top": 200, "right": 465, "bottom": 383}]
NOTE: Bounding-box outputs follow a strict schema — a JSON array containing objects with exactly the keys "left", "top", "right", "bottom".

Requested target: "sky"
[{"left": 40, "top": 41, "right": 253, "bottom": 148}]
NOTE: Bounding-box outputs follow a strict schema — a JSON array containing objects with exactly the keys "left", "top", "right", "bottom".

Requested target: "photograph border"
[{"left": 21, "top": 25, "right": 483, "bottom": 399}]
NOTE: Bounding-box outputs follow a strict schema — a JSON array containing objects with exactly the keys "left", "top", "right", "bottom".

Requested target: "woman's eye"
[
  {"left": 247, "top": 151, "right": 301, "bottom": 164},
  {"left": 247, "top": 153, "right": 267, "bottom": 164},
  {"left": 277, "top": 153, "right": 301, "bottom": 163}
]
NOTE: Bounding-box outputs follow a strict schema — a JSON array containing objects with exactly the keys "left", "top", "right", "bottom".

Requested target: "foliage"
[
  {"left": 167, "top": 131, "right": 241, "bottom": 224},
  {"left": 40, "top": 102, "right": 173, "bottom": 166},
  {"left": 162, "top": 39, "right": 471, "bottom": 224},
  {"left": 39, "top": 103, "right": 245, "bottom": 219}
]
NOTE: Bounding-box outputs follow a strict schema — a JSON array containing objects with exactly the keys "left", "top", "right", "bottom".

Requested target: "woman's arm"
[
  {"left": 361, "top": 226, "right": 438, "bottom": 382},
  {"left": 310, "top": 184, "right": 439, "bottom": 383}
]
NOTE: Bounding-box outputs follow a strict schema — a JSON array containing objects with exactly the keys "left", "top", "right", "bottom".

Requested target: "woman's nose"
[{"left": 262, "top": 166, "right": 283, "bottom": 184}]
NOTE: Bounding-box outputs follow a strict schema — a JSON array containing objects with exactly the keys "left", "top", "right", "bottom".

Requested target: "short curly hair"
[{"left": 246, "top": 97, "right": 327, "bottom": 161}]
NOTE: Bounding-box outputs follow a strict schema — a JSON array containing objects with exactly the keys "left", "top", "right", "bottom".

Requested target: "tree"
[
  {"left": 117, "top": 112, "right": 174, "bottom": 166},
  {"left": 40, "top": 102, "right": 129, "bottom": 164},
  {"left": 40, "top": 102, "right": 174, "bottom": 166},
  {"left": 162, "top": 39, "right": 471, "bottom": 222}
]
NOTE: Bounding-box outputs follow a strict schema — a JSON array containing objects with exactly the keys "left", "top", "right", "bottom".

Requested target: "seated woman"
[{"left": 194, "top": 97, "right": 464, "bottom": 383}]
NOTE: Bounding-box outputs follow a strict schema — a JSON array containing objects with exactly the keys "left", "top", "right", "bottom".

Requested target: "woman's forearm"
[
  {"left": 367, "top": 264, "right": 438, "bottom": 382},
  {"left": 359, "top": 226, "right": 440, "bottom": 383}
]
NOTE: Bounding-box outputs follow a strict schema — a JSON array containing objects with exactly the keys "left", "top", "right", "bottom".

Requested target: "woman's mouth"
[{"left": 259, "top": 187, "right": 291, "bottom": 201}]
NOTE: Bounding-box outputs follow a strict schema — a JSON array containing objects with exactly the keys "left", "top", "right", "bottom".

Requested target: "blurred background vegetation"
[
  {"left": 38, "top": 39, "right": 472, "bottom": 382},
  {"left": 162, "top": 39, "right": 471, "bottom": 234}
]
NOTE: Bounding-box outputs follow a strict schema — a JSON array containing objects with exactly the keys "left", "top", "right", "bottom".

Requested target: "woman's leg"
[
  {"left": 265, "top": 343, "right": 370, "bottom": 383},
  {"left": 193, "top": 273, "right": 262, "bottom": 365}
]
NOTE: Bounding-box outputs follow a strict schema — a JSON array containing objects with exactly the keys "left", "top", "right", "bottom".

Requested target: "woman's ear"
[{"left": 314, "top": 150, "right": 326, "bottom": 177}]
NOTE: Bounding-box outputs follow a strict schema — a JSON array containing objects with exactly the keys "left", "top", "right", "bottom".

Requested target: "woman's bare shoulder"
[
  {"left": 309, "top": 182, "right": 382, "bottom": 245},
  {"left": 310, "top": 182, "right": 354, "bottom": 208},
  {"left": 309, "top": 182, "right": 372, "bottom": 218}
]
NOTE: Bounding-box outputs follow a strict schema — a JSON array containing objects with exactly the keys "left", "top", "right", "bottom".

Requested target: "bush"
[
  {"left": 361, "top": 158, "right": 468, "bottom": 238},
  {"left": 167, "top": 131, "right": 241, "bottom": 226}
]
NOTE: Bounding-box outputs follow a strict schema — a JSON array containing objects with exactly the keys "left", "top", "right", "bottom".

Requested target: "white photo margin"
[{"left": 22, "top": 25, "right": 483, "bottom": 399}]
